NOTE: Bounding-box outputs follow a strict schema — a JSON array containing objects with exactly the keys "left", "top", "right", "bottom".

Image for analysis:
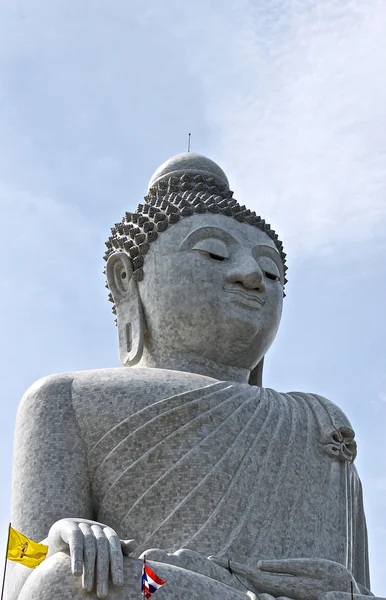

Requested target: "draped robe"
[{"left": 84, "top": 381, "right": 369, "bottom": 590}]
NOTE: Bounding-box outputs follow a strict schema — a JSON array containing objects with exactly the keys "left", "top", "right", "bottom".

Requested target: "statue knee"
[
  {"left": 16, "top": 554, "right": 139, "bottom": 600},
  {"left": 17, "top": 553, "right": 88, "bottom": 600}
]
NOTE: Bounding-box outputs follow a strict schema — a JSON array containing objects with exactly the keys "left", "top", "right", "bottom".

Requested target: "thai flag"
[{"left": 141, "top": 556, "right": 166, "bottom": 598}]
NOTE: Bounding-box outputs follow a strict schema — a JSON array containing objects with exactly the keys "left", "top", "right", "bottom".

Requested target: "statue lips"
[{"left": 223, "top": 284, "right": 266, "bottom": 309}]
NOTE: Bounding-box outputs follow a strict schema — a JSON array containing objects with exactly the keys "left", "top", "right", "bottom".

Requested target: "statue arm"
[
  {"left": 9, "top": 373, "right": 93, "bottom": 598},
  {"left": 209, "top": 557, "right": 383, "bottom": 600}
]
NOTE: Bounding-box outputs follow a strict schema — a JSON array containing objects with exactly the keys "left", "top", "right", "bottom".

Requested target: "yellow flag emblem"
[{"left": 7, "top": 527, "right": 48, "bottom": 569}]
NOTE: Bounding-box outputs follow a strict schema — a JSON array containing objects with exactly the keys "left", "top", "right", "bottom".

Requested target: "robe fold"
[{"left": 86, "top": 381, "right": 369, "bottom": 589}]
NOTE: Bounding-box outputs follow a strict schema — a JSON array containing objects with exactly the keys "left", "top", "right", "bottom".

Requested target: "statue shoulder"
[
  {"left": 18, "top": 371, "right": 75, "bottom": 417},
  {"left": 285, "top": 389, "right": 353, "bottom": 425},
  {"left": 17, "top": 369, "right": 124, "bottom": 419},
  {"left": 68, "top": 366, "right": 216, "bottom": 403},
  {"left": 19, "top": 366, "right": 215, "bottom": 419},
  {"left": 285, "top": 390, "right": 357, "bottom": 463},
  {"left": 18, "top": 367, "right": 141, "bottom": 412}
]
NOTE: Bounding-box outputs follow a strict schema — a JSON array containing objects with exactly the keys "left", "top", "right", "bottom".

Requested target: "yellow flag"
[{"left": 7, "top": 526, "right": 48, "bottom": 569}]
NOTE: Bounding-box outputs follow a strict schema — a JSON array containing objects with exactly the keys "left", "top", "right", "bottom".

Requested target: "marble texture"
[
  {"left": 10, "top": 369, "right": 370, "bottom": 600},
  {"left": 9, "top": 153, "right": 382, "bottom": 600}
]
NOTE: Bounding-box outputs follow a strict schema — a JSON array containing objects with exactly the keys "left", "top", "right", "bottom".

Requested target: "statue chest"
[{"left": 80, "top": 382, "right": 356, "bottom": 565}]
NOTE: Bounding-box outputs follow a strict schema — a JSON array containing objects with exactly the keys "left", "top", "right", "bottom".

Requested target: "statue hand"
[
  {"left": 47, "top": 517, "right": 136, "bottom": 599},
  {"left": 208, "top": 557, "right": 359, "bottom": 600}
]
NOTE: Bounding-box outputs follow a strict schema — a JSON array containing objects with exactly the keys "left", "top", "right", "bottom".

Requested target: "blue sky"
[{"left": 1, "top": 0, "right": 385, "bottom": 595}]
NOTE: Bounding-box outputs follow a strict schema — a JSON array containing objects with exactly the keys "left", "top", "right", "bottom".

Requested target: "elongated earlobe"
[{"left": 106, "top": 252, "right": 145, "bottom": 366}]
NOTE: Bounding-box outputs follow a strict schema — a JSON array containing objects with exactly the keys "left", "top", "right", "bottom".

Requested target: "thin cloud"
[
  {"left": 0, "top": 183, "right": 104, "bottom": 359},
  {"left": 178, "top": 0, "right": 386, "bottom": 259}
]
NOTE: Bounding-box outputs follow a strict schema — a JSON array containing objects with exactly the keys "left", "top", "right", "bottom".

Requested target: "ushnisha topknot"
[{"left": 104, "top": 153, "right": 287, "bottom": 316}]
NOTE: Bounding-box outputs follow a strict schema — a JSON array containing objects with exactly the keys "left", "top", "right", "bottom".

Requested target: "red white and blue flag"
[{"left": 141, "top": 556, "right": 166, "bottom": 599}]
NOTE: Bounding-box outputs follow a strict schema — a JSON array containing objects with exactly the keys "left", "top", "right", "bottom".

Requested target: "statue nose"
[{"left": 226, "top": 259, "right": 266, "bottom": 293}]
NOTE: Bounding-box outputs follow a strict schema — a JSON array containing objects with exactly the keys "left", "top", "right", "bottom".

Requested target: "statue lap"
[{"left": 18, "top": 553, "right": 251, "bottom": 600}]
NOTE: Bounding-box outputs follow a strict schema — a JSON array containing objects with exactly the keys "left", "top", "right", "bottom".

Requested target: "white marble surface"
[{"left": 9, "top": 154, "right": 381, "bottom": 600}]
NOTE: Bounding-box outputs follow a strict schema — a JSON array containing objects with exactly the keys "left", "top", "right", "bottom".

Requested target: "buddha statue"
[{"left": 9, "top": 153, "right": 381, "bottom": 600}]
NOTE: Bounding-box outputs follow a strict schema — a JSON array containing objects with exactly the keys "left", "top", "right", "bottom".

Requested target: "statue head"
[{"left": 105, "top": 153, "right": 287, "bottom": 384}]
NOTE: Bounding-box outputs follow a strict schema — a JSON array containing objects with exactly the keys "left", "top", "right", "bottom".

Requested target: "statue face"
[{"left": 137, "top": 213, "right": 284, "bottom": 370}]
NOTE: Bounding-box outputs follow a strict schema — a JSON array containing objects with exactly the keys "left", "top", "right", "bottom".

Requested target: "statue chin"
[{"left": 9, "top": 153, "right": 380, "bottom": 600}]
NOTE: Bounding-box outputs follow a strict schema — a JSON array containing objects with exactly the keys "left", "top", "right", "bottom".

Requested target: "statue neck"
[{"left": 137, "top": 348, "right": 251, "bottom": 384}]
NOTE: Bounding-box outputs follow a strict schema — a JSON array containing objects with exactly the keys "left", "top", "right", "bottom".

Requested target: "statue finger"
[
  {"left": 91, "top": 525, "right": 109, "bottom": 599},
  {"left": 209, "top": 555, "right": 306, "bottom": 597},
  {"left": 68, "top": 524, "right": 84, "bottom": 577},
  {"left": 253, "top": 573, "right": 300, "bottom": 593},
  {"left": 259, "top": 558, "right": 351, "bottom": 587},
  {"left": 258, "top": 558, "right": 316, "bottom": 576},
  {"left": 79, "top": 523, "right": 96, "bottom": 592},
  {"left": 104, "top": 526, "right": 124, "bottom": 587}
]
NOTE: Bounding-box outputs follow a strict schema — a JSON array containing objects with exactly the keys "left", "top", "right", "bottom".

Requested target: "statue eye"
[
  {"left": 263, "top": 271, "right": 280, "bottom": 282},
  {"left": 200, "top": 251, "right": 227, "bottom": 262},
  {"left": 191, "top": 239, "right": 229, "bottom": 261}
]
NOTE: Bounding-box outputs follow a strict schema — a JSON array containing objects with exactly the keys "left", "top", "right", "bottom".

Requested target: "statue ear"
[
  {"left": 106, "top": 252, "right": 145, "bottom": 367},
  {"left": 248, "top": 357, "right": 264, "bottom": 387}
]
